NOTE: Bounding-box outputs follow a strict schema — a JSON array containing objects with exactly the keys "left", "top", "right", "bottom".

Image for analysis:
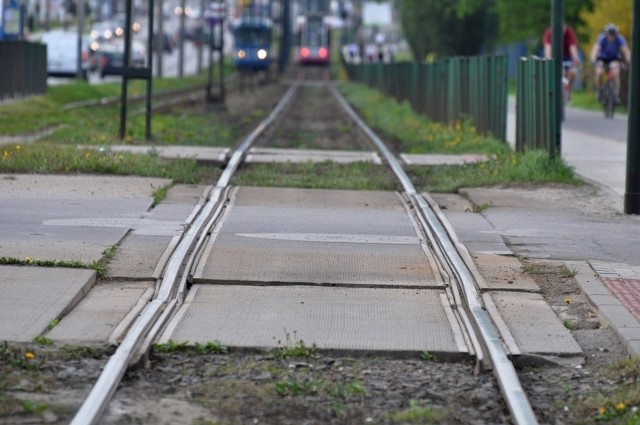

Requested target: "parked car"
[
  {"left": 40, "top": 30, "right": 95, "bottom": 78},
  {"left": 97, "top": 40, "right": 146, "bottom": 78}
]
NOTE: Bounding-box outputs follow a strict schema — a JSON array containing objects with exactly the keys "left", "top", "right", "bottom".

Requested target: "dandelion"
[
  {"left": 85, "top": 152, "right": 92, "bottom": 159},
  {"left": 598, "top": 406, "right": 606, "bottom": 415},
  {"left": 616, "top": 402, "right": 626, "bottom": 412},
  {"left": 24, "top": 351, "right": 35, "bottom": 360},
  {"left": 15, "top": 144, "right": 21, "bottom": 150},
  {"left": 2, "top": 149, "right": 10, "bottom": 161}
]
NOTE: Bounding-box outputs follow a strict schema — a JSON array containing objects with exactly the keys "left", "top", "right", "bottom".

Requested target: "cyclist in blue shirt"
[{"left": 590, "top": 24, "right": 631, "bottom": 104}]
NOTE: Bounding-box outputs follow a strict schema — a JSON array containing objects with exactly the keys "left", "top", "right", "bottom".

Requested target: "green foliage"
[
  {"left": 153, "top": 340, "right": 190, "bottom": 353},
  {"left": 581, "top": 0, "right": 632, "bottom": 48},
  {"left": 397, "top": 0, "right": 494, "bottom": 59},
  {"left": 0, "top": 76, "right": 207, "bottom": 136},
  {"left": 152, "top": 184, "right": 171, "bottom": 206},
  {"left": 274, "top": 377, "right": 321, "bottom": 396},
  {"left": 46, "top": 319, "right": 60, "bottom": 331},
  {"left": 59, "top": 345, "right": 104, "bottom": 360},
  {"left": 271, "top": 332, "right": 317, "bottom": 360},
  {"left": 420, "top": 351, "right": 437, "bottom": 362},
  {"left": 33, "top": 336, "right": 54, "bottom": 346},
  {"left": 22, "top": 400, "right": 49, "bottom": 414},
  {"left": 496, "top": 0, "right": 594, "bottom": 49},
  {"left": 407, "top": 150, "right": 579, "bottom": 193},
  {"left": 194, "top": 341, "right": 229, "bottom": 355},
  {"left": 274, "top": 376, "right": 364, "bottom": 399},
  {"left": 0, "top": 342, "right": 41, "bottom": 371},
  {"left": 0, "top": 144, "right": 215, "bottom": 185},
  {"left": 233, "top": 161, "right": 398, "bottom": 192},
  {"left": 389, "top": 399, "right": 449, "bottom": 423},
  {"left": 339, "top": 83, "right": 508, "bottom": 155}
]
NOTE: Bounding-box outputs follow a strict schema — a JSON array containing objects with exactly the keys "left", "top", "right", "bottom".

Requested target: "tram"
[
  {"left": 297, "top": 13, "right": 331, "bottom": 65},
  {"left": 231, "top": 16, "right": 272, "bottom": 72}
]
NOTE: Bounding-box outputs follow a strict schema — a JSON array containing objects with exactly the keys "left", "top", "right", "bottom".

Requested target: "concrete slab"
[
  {"left": 0, "top": 174, "right": 170, "bottom": 199},
  {"left": 472, "top": 253, "right": 540, "bottom": 292},
  {"left": 484, "top": 292, "right": 582, "bottom": 356},
  {"left": 194, "top": 187, "right": 444, "bottom": 288},
  {"left": 107, "top": 234, "right": 175, "bottom": 280},
  {"left": 47, "top": 281, "right": 155, "bottom": 343},
  {"left": 160, "top": 285, "right": 469, "bottom": 355},
  {"left": 246, "top": 147, "right": 382, "bottom": 164},
  {"left": 401, "top": 153, "right": 488, "bottom": 166},
  {"left": 0, "top": 265, "right": 96, "bottom": 342},
  {"left": 0, "top": 174, "right": 172, "bottom": 263},
  {"left": 80, "top": 145, "right": 229, "bottom": 164}
]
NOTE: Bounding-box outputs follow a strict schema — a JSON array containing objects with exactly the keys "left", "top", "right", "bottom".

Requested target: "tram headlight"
[
  {"left": 257, "top": 49, "right": 268, "bottom": 60},
  {"left": 237, "top": 50, "right": 246, "bottom": 59}
]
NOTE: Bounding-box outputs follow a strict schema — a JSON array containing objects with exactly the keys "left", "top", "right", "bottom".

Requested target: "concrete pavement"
[
  {"left": 498, "top": 104, "right": 640, "bottom": 355},
  {"left": 1, "top": 101, "right": 639, "bottom": 358}
]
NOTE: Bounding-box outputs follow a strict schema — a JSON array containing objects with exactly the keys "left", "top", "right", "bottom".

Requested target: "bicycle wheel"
[{"left": 604, "top": 80, "right": 615, "bottom": 119}]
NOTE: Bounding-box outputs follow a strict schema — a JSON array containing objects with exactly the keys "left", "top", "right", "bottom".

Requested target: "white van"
[{"left": 40, "top": 30, "right": 92, "bottom": 79}]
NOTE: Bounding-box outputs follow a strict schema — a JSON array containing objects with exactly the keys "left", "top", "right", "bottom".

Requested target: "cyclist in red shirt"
[{"left": 543, "top": 24, "right": 581, "bottom": 101}]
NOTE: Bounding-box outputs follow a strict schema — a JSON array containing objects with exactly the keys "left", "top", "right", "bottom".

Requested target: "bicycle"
[
  {"left": 597, "top": 62, "right": 626, "bottom": 119},
  {"left": 562, "top": 61, "right": 576, "bottom": 106}
]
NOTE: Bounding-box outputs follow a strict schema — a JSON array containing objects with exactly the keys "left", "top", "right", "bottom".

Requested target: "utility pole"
[
  {"left": 551, "top": 0, "right": 563, "bottom": 158},
  {"left": 625, "top": 0, "right": 640, "bottom": 214}
]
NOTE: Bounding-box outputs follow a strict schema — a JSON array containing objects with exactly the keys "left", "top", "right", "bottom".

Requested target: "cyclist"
[
  {"left": 590, "top": 24, "right": 631, "bottom": 104},
  {"left": 543, "top": 24, "right": 581, "bottom": 101}
]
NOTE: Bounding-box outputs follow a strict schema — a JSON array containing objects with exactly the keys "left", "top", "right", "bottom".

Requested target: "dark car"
[
  {"left": 153, "top": 32, "right": 176, "bottom": 53},
  {"left": 97, "top": 41, "right": 146, "bottom": 78}
]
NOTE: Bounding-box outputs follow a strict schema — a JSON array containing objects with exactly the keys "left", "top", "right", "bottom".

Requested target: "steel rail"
[
  {"left": 70, "top": 81, "right": 301, "bottom": 425},
  {"left": 329, "top": 83, "right": 539, "bottom": 425}
]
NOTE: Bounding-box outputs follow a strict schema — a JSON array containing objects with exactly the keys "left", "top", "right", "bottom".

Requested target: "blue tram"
[
  {"left": 232, "top": 16, "right": 272, "bottom": 71},
  {"left": 297, "top": 14, "right": 330, "bottom": 65}
]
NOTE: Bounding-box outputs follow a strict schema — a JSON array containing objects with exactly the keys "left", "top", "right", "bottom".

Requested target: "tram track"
[{"left": 68, "top": 67, "right": 540, "bottom": 425}]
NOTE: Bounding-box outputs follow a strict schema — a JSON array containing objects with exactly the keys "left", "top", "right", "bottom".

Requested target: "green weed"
[
  {"left": 271, "top": 332, "right": 317, "bottom": 359},
  {"left": 153, "top": 340, "right": 190, "bottom": 353},
  {"left": 33, "top": 336, "right": 54, "bottom": 346},
  {"left": 194, "top": 341, "right": 229, "bottom": 355},
  {"left": 389, "top": 399, "right": 449, "bottom": 423}
]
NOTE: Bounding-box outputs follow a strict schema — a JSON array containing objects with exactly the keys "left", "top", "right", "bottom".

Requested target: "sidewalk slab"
[{"left": 0, "top": 265, "right": 96, "bottom": 342}]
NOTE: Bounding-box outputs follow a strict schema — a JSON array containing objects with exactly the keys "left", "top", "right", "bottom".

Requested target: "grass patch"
[
  {"left": 0, "top": 76, "right": 208, "bottom": 136},
  {"left": 59, "top": 345, "right": 104, "bottom": 360},
  {"left": 573, "top": 357, "right": 640, "bottom": 423},
  {"left": 406, "top": 150, "right": 580, "bottom": 193},
  {"left": 271, "top": 332, "right": 317, "bottom": 360},
  {"left": 194, "top": 341, "right": 229, "bottom": 355},
  {"left": 338, "top": 82, "right": 509, "bottom": 156},
  {"left": 0, "top": 245, "right": 115, "bottom": 276},
  {"left": 389, "top": 399, "right": 449, "bottom": 423},
  {"left": 153, "top": 340, "right": 190, "bottom": 353},
  {"left": 570, "top": 88, "right": 627, "bottom": 115},
  {"left": 0, "top": 144, "right": 215, "bottom": 184},
  {"left": 233, "top": 161, "right": 399, "bottom": 191}
]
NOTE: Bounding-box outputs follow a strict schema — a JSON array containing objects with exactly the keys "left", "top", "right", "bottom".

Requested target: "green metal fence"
[
  {"left": 515, "top": 56, "right": 558, "bottom": 156},
  {"left": 344, "top": 55, "right": 508, "bottom": 142},
  {"left": 0, "top": 41, "right": 47, "bottom": 101}
]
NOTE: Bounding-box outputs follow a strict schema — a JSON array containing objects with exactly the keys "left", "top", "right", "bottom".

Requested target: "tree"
[
  {"left": 580, "top": 0, "right": 632, "bottom": 49},
  {"left": 396, "top": 0, "right": 494, "bottom": 60},
  {"left": 495, "top": 0, "right": 594, "bottom": 52}
]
